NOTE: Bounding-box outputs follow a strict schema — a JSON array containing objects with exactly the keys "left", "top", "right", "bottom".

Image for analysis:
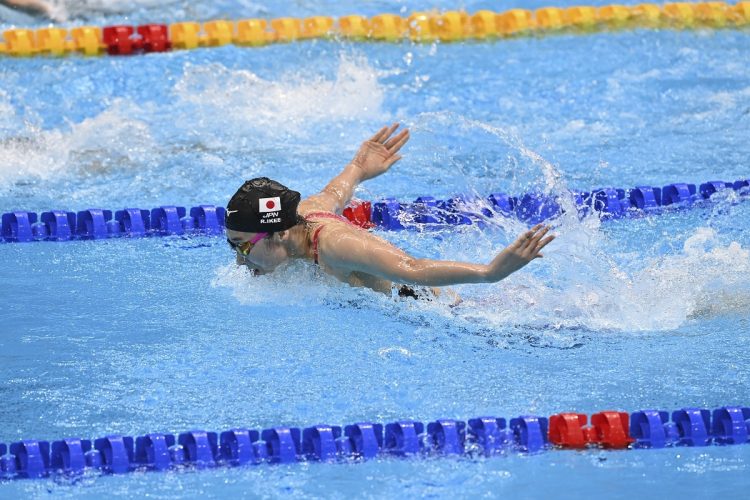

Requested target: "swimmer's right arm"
[
  {"left": 301, "top": 124, "right": 409, "bottom": 213},
  {"left": 323, "top": 224, "right": 554, "bottom": 286}
]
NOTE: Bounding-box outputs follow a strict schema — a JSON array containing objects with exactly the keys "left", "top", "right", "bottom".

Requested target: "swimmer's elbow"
[{"left": 388, "top": 257, "right": 488, "bottom": 286}]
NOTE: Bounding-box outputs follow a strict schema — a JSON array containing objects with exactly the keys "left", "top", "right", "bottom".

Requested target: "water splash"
[
  {"left": 0, "top": 53, "right": 386, "bottom": 200},
  {"left": 215, "top": 115, "right": 750, "bottom": 335},
  {"left": 0, "top": 99, "right": 156, "bottom": 194},
  {"left": 443, "top": 223, "right": 749, "bottom": 333},
  {"left": 212, "top": 260, "right": 346, "bottom": 307},
  {"left": 173, "top": 54, "right": 386, "bottom": 142}
]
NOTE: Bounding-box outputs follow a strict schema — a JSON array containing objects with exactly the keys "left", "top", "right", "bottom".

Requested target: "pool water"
[{"left": 1, "top": 1, "right": 750, "bottom": 497}]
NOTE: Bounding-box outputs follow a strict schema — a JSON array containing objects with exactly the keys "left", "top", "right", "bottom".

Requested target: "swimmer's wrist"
[{"left": 346, "top": 161, "right": 366, "bottom": 182}]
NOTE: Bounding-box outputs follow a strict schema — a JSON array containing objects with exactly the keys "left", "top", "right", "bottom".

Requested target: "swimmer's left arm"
[
  {"left": 301, "top": 124, "right": 409, "bottom": 213},
  {"left": 326, "top": 231, "right": 488, "bottom": 286},
  {"left": 322, "top": 225, "right": 554, "bottom": 287}
]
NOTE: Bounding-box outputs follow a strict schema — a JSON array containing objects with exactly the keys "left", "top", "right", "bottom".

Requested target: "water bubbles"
[{"left": 377, "top": 346, "right": 413, "bottom": 360}]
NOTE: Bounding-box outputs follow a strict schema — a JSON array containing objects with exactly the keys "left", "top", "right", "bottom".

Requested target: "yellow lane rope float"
[{"left": 1, "top": 2, "right": 749, "bottom": 57}]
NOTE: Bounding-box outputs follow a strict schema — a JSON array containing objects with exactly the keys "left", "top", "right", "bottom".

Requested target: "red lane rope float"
[{"left": 549, "top": 412, "right": 634, "bottom": 449}]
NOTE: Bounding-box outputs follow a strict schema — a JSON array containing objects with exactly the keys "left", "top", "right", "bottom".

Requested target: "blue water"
[{"left": 2, "top": 1, "right": 750, "bottom": 498}]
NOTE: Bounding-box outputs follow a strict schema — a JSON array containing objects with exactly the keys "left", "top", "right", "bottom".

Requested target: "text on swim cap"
[{"left": 260, "top": 211, "right": 281, "bottom": 224}]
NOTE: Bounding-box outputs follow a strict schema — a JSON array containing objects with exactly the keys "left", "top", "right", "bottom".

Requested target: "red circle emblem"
[{"left": 266, "top": 200, "right": 276, "bottom": 210}]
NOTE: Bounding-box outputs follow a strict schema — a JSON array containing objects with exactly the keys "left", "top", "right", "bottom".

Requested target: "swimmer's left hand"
[
  {"left": 351, "top": 123, "right": 410, "bottom": 181},
  {"left": 485, "top": 224, "right": 555, "bottom": 282}
]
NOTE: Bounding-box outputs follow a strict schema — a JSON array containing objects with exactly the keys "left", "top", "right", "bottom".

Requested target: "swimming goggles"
[{"left": 226, "top": 232, "right": 269, "bottom": 256}]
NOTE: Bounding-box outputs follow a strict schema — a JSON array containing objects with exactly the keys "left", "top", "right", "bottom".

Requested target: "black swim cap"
[{"left": 225, "top": 177, "right": 302, "bottom": 233}]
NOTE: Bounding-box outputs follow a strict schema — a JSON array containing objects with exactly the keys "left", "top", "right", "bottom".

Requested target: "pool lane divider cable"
[
  {"left": 372, "top": 178, "right": 750, "bottom": 230},
  {"left": 1, "top": 178, "right": 748, "bottom": 243},
  {"left": 1, "top": 2, "right": 750, "bottom": 58},
  {"left": 1, "top": 406, "right": 749, "bottom": 480}
]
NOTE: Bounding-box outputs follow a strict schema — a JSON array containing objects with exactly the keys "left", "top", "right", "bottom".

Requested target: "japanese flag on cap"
[{"left": 259, "top": 197, "right": 281, "bottom": 213}]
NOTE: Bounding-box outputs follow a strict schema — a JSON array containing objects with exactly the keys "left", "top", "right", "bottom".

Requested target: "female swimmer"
[
  {"left": 0, "top": 0, "right": 171, "bottom": 22},
  {"left": 225, "top": 124, "right": 554, "bottom": 295},
  {"left": 1, "top": 0, "right": 58, "bottom": 19}
]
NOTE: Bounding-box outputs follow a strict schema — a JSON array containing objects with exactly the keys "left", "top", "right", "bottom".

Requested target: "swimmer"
[
  {"left": 0, "top": 0, "right": 58, "bottom": 19},
  {"left": 0, "top": 0, "right": 169, "bottom": 22},
  {"left": 225, "top": 124, "right": 554, "bottom": 297}
]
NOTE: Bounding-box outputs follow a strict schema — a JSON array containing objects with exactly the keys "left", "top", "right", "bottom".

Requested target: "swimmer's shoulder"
[{"left": 298, "top": 198, "right": 336, "bottom": 217}]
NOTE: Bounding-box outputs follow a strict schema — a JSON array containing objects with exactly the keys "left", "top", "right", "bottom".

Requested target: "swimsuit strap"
[
  {"left": 312, "top": 226, "right": 324, "bottom": 265},
  {"left": 304, "top": 211, "right": 351, "bottom": 224},
  {"left": 305, "top": 211, "right": 359, "bottom": 266}
]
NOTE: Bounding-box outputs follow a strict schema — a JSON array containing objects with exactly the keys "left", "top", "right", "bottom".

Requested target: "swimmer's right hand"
[{"left": 485, "top": 224, "right": 554, "bottom": 282}]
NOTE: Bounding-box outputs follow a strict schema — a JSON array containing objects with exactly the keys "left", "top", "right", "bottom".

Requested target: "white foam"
[
  {"left": 403, "top": 115, "right": 748, "bottom": 330},
  {"left": 453, "top": 226, "right": 750, "bottom": 332},
  {"left": 0, "top": 99, "right": 155, "bottom": 193},
  {"left": 0, "top": 53, "right": 387, "bottom": 192},
  {"left": 173, "top": 54, "right": 386, "bottom": 141},
  {"left": 0, "top": 90, "right": 18, "bottom": 134},
  {"left": 211, "top": 260, "right": 350, "bottom": 307},
  {"left": 672, "top": 85, "right": 750, "bottom": 125}
]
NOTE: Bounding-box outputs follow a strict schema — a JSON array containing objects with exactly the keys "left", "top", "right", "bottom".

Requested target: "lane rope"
[
  {"left": 1, "top": 2, "right": 749, "bottom": 57},
  {"left": 1, "top": 406, "right": 748, "bottom": 480},
  {"left": 2, "top": 178, "right": 748, "bottom": 242}
]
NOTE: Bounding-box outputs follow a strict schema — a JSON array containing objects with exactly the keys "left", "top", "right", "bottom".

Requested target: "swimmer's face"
[{"left": 226, "top": 228, "right": 289, "bottom": 274}]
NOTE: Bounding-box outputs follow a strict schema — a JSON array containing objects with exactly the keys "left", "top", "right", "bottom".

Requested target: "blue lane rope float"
[
  {"left": 372, "top": 178, "right": 750, "bottom": 230},
  {"left": 1, "top": 179, "right": 748, "bottom": 243},
  {"left": 0, "top": 205, "right": 226, "bottom": 243},
  {"left": 1, "top": 406, "right": 749, "bottom": 480}
]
